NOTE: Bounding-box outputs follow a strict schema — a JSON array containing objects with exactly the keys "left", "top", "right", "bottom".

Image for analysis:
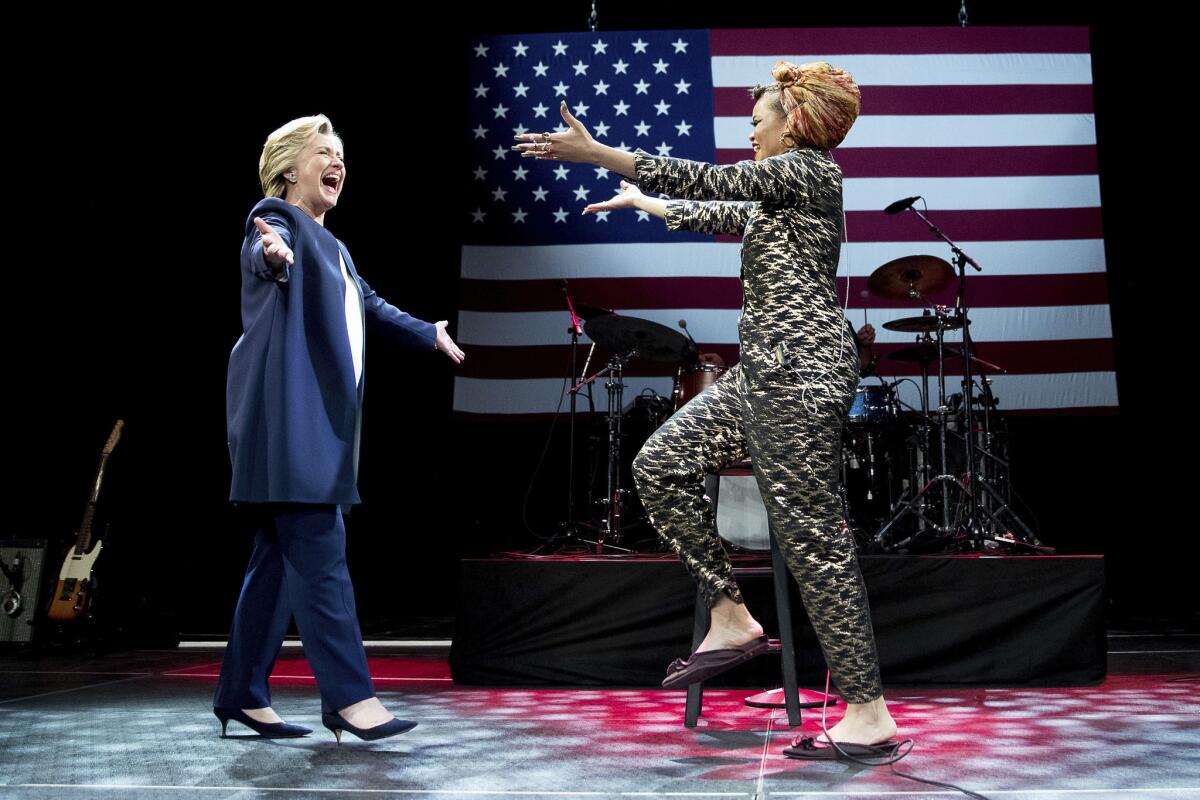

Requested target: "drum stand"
[
  {"left": 875, "top": 219, "right": 1045, "bottom": 552},
  {"left": 568, "top": 351, "right": 638, "bottom": 553}
]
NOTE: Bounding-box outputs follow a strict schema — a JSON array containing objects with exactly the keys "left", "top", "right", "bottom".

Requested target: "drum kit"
[
  {"left": 839, "top": 255, "right": 1045, "bottom": 554},
  {"left": 555, "top": 197, "right": 1047, "bottom": 556}
]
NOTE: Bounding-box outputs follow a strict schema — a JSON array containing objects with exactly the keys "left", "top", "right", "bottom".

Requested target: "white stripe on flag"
[
  {"left": 711, "top": 53, "right": 1094, "bottom": 87},
  {"left": 715, "top": 115, "right": 1098, "bottom": 149},
  {"left": 887, "top": 371, "right": 1118, "bottom": 411},
  {"left": 462, "top": 240, "right": 1107, "bottom": 281},
  {"left": 456, "top": 305, "right": 1113, "bottom": 347},
  {"left": 842, "top": 175, "right": 1101, "bottom": 211},
  {"left": 454, "top": 376, "right": 676, "bottom": 415},
  {"left": 462, "top": 242, "right": 739, "bottom": 280}
]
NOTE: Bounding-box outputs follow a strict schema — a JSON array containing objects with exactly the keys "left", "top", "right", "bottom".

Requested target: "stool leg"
[
  {"left": 769, "top": 522, "right": 803, "bottom": 728},
  {"left": 684, "top": 590, "right": 707, "bottom": 727}
]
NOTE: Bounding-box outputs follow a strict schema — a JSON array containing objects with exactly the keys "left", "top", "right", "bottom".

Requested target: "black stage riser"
[{"left": 449, "top": 555, "right": 1105, "bottom": 689}]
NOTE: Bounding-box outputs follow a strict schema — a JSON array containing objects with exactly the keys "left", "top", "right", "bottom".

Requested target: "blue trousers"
[{"left": 214, "top": 504, "right": 376, "bottom": 713}]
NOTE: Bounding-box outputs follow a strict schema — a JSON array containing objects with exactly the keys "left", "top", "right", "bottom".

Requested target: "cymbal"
[
  {"left": 887, "top": 342, "right": 964, "bottom": 364},
  {"left": 574, "top": 302, "right": 615, "bottom": 321},
  {"left": 866, "top": 255, "right": 954, "bottom": 300},
  {"left": 882, "top": 314, "right": 970, "bottom": 333},
  {"left": 584, "top": 314, "right": 693, "bottom": 363}
]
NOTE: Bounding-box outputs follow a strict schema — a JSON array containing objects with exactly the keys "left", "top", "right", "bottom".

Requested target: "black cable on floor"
[{"left": 811, "top": 670, "right": 992, "bottom": 800}]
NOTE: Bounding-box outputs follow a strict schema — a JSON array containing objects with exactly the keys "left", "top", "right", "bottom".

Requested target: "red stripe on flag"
[
  {"left": 709, "top": 27, "right": 1092, "bottom": 56},
  {"left": 716, "top": 146, "right": 1100, "bottom": 177},
  {"left": 458, "top": 274, "right": 1109, "bottom": 312},
  {"left": 715, "top": 208, "right": 1103, "bottom": 243},
  {"left": 715, "top": 85, "right": 1095, "bottom": 117}
]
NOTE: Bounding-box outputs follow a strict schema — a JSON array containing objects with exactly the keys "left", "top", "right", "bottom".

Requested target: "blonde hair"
[
  {"left": 258, "top": 115, "right": 340, "bottom": 198},
  {"left": 751, "top": 62, "right": 860, "bottom": 151}
]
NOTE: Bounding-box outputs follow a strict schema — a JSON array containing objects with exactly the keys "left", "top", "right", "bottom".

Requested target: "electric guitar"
[{"left": 47, "top": 420, "right": 123, "bottom": 622}]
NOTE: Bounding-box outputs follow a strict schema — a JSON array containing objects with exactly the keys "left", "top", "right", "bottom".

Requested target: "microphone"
[
  {"left": 883, "top": 196, "right": 921, "bottom": 215},
  {"left": 677, "top": 319, "right": 699, "bottom": 361}
]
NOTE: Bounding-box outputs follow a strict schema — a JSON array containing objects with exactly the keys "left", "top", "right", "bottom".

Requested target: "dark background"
[{"left": 8, "top": 4, "right": 1190, "bottom": 644}]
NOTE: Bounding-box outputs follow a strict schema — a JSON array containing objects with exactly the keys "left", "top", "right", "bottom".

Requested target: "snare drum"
[{"left": 673, "top": 354, "right": 727, "bottom": 409}]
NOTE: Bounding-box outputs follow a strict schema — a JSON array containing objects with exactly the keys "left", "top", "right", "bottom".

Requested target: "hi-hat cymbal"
[
  {"left": 882, "top": 314, "right": 970, "bottom": 334},
  {"left": 887, "top": 342, "right": 964, "bottom": 364}
]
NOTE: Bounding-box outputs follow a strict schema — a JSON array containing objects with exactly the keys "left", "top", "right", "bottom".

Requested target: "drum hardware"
[
  {"left": 870, "top": 200, "right": 1045, "bottom": 554},
  {"left": 557, "top": 283, "right": 610, "bottom": 550},
  {"left": 565, "top": 313, "right": 692, "bottom": 552}
]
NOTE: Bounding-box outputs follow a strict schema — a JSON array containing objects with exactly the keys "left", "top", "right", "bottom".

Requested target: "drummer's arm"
[{"left": 855, "top": 323, "right": 876, "bottom": 376}]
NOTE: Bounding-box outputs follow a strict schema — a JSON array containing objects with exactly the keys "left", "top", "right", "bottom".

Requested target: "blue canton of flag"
[{"left": 466, "top": 31, "right": 716, "bottom": 245}]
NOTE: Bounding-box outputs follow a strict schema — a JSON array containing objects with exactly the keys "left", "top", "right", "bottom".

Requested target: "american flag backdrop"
[{"left": 458, "top": 27, "right": 1114, "bottom": 416}]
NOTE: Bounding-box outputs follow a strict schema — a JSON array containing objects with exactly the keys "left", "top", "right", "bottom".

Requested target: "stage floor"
[{"left": 0, "top": 637, "right": 1196, "bottom": 799}]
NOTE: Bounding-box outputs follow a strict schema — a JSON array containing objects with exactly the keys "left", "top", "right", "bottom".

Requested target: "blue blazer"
[{"left": 226, "top": 198, "right": 437, "bottom": 506}]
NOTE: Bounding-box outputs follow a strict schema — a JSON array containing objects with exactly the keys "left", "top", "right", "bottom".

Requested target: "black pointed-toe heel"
[
  {"left": 214, "top": 707, "right": 312, "bottom": 738},
  {"left": 321, "top": 711, "right": 417, "bottom": 744}
]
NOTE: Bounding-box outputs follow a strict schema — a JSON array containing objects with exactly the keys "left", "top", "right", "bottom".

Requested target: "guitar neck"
[{"left": 73, "top": 421, "right": 123, "bottom": 554}]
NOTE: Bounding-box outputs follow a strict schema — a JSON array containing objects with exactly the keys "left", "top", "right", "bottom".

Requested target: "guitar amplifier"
[{"left": 0, "top": 539, "right": 50, "bottom": 643}]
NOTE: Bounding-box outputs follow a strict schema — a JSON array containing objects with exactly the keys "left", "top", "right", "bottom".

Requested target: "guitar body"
[{"left": 47, "top": 540, "right": 104, "bottom": 622}]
